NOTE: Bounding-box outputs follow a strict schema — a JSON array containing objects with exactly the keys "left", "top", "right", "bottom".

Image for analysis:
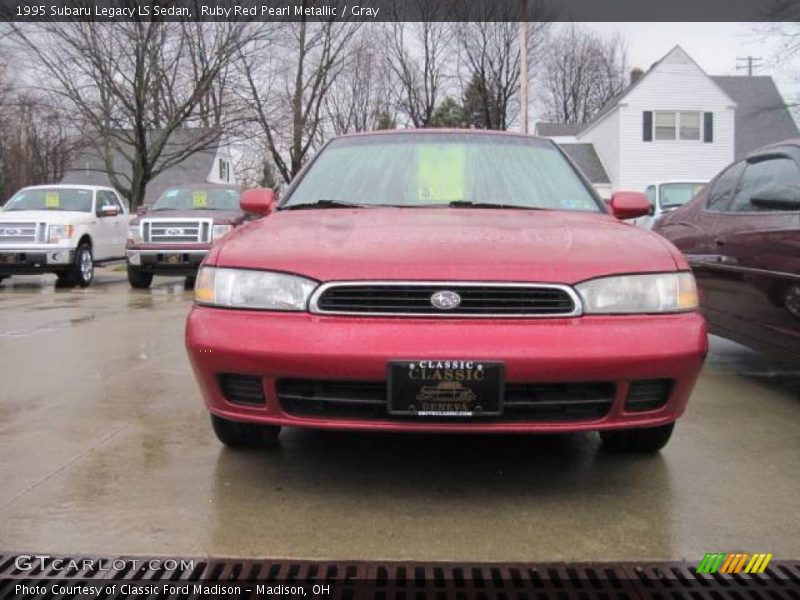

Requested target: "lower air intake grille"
[
  {"left": 218, "top": 374, "right": 265, "bottom": 406},
  {"left": 312, "top": 282, "right": 579, "bottom": 317},
  {"left": 277, "top": 380, "right": 614, "bottom": 423},
  {"left": 625, "top": 379, "right": 672, "bottom": 412}
]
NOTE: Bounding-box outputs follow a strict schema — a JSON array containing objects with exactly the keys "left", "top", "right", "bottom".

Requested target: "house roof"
[
  {"left": 559, "top": 143, "right": 610, "bottom": 184},
  {"left": 61, "top": 128, "right": 223, "bottom": 205},
  {"left": 711, "top": 76, "right": 800, "bottom": 160},
  {"left": 533, "top": 122, "right": 583, "bottom": 137}
]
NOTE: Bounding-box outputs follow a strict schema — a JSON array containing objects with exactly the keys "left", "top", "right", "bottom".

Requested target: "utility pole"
[
  {"left": 736, "top": 56, "right": 764, "bottom": 77},
  {"left": 518, "top": 0, "right": 529, "bottom": 134}
]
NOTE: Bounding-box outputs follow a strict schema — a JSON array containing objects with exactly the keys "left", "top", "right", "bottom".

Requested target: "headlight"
[
  {"left": 576, "top": 272, "right": 698, "bottom": 314},
  {"left": 194, "top": 267, "right": 317, "bottom": 310},
  {"left": 48, "top": 225, "right": 74, "bottom": 243},
  {"left": 127, "top": 224, "right": 142, "bottom": 243},
  {"left": 212, "top": 224, "right": 233, "bottom": 242}
]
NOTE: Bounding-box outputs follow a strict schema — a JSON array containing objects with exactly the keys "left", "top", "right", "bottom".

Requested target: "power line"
[{"left": 736, "top": 56, "right": 764, "bottom": 77}]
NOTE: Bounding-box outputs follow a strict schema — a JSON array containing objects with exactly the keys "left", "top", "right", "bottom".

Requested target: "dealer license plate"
[
  {"left": 388, "top": 360, "right": 504, "bottom": 417},
  {"left": 163, "top": 253, "right": 183, "bottom": 265}
]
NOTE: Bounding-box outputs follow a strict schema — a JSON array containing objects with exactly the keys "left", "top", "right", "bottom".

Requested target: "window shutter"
[
  {"left": 704, "top": 112, "right": 713, "bottom": 143},
  {"left": 643, "top": 111, "right": 653, "bottom": 142}
]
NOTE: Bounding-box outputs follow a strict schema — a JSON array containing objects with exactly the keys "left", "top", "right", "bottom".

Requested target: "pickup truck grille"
[
  {"left": 0, "top": 221, "right": 43, "bottom": 243},
  {"left": 142, "top": 219, "right": 211, "bottom": 244},
  {"left": 311, "top": 282, "right": 580, "bottom": 317}
]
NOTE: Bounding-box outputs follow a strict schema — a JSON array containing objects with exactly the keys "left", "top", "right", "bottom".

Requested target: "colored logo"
[{"left": 696, "top": 552, "right": 773, "bottom": 574}]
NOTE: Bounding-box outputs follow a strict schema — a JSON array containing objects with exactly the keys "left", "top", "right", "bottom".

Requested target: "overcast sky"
[{"left": 586, "top": 22, "right": 799, "bottom": 100}]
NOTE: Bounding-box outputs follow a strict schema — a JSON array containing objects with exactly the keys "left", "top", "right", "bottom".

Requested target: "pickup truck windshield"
[
  {"left": 152, "top": 187, "right": 240, "bottom": 211},
  {"left": 283, "top": 133, "right": 601, "bottom": 211},
  {"left": 3, "top": 188, "right": 94, "bottom": 212}
]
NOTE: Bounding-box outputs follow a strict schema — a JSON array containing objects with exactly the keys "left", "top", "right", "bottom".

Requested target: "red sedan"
[{"left": 186, "top": 130, "right": 707, "bottom": 453}]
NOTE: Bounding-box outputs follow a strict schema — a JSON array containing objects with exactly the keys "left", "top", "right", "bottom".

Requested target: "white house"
[{"left": 536, "top": 46, "right": 799, "bottom": 196}]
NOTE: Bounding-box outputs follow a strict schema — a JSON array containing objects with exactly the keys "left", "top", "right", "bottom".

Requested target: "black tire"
[
  {"left": 59, "top": 243, "right": 94, "bottom": 288},
  {"left": 211, "top": 415, "right": 281, "bottom": 448},
  {"left": 128, "top": 266, "right": 153, "bottom": 289},
  {"left": 184, "top": 276, "right": 196, "bottom": 290},
  {"left": 600, "top": 422, "right": 675, "bottom": 453}
]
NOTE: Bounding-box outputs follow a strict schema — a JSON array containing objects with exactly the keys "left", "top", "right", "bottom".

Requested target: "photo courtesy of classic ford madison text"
[{"left": 0, "top": 4, "right": 798, "bottom": 600}]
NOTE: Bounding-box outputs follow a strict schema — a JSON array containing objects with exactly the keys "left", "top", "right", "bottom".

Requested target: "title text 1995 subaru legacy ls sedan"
[{"left": 186, "top": 130, "right": 707, "bottom": 453}]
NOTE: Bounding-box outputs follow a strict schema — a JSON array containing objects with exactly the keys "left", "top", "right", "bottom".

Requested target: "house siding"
[
  {"left": 572, "top": 46, "right": 736, "bottom": 193},
  {"left": 579, "top": 108, "right": 620, "bottom": 188}
]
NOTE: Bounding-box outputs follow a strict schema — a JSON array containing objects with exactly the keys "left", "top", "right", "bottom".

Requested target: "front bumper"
[
  {"left": 0, "top": 248, "right": 74, "bottom": 274},
  {"left": 185, "top": 308, "right": 708, "bottom": 433},
  {"left": 126, "top": 246, "right": 209, "bottom": 275}
]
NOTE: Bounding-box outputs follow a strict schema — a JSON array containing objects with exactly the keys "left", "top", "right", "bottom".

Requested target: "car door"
[
  {"left": 707, "top": 154, "right": 800, "bottom": 357},
  {"left": 94, "top": 191, "right": 121, "bottom": 260}
]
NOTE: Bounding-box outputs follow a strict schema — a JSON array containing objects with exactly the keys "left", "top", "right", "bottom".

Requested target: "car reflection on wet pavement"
[{"left": 0, "top": 272, "right": 797, "bottom": 561}]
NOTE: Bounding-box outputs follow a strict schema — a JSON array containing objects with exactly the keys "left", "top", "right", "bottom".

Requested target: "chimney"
[{"left": 630, "top": 68, "right": 644, "bottom": 85}]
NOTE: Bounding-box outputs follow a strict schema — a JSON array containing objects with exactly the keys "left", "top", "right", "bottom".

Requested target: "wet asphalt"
[{"left": 0, "top": 269, "right": 798, "bottom": 562}]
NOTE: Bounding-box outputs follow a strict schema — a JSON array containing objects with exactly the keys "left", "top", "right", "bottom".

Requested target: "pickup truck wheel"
[
  {"left": 56, "top": 244, "right": 93, "bottom": 288},
  {"left": 600, "top": 422, "right": 674, "bottom": 453},
  {"left": 211, "top": 415, "right": 281, "bottom": 448},
  {"left": 127, "top": 267, "right": 153, "bottom": 289},
  {"left": 184, "top": 276, "right": 196, "bottom": 290}
]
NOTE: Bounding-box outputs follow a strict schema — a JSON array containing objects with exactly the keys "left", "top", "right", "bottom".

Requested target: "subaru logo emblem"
[
  {"left": 0, "top": 228, "right": 20, "bottom": 236},
  {"left": 430, "top": 290, "right": 461, "bottom": 310},
  {"left": 165, "top": 228, "right": 184, "bottom": 236}
]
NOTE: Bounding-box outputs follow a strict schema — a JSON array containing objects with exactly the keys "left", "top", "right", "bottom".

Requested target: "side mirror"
[
  {"left": 750, "top": 185, "right": 800, "bottom": 210},
  {"left": 99, "top": 206, "right": 119, "bottom": 217},
  {"left": 608, "top": 192, "right": 651, "bottom": 220},
  {"left": 240, "top": 187, "right": 277, "bottom": 215}
]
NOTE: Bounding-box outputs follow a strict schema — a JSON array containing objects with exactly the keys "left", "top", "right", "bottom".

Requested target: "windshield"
[
  {"left": 152, "top": 187, "right": 240, "bottom": 211},
  {"left": 659, "top": 182, "right": 705, "bottom": 209},
  {"left": 3, "top": 188, "right": 94, "bottom": 212},
  {"left": 283, "top": 133, "right": 601, "bottom": 211}
]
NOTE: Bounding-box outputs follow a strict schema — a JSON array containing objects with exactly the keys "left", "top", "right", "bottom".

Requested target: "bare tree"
[
  {"left": 453, "top": 5, "right": 551, "bottom": 130},
  {"left": 539, "top": 24, "right": 628, "bottom": 125},
  {"left": 325, "top": 30, "right": 396, "bottom": 135},
  {"left": 237, "top": 15, "right": 361, "bottom": 184},
  {"left": 385, "top": 1, "right": 454, "bottom": 128},
  {"left": 9, "top": 19, "right": 261, "bottom": 208}
]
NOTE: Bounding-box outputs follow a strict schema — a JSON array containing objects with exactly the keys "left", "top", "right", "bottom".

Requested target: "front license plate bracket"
[{"left": 387, "top": 360, "right": 504, "bottom": 417}]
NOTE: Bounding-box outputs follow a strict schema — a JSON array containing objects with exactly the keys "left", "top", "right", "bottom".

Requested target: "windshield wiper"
[
  {"left": 281, "top": 199, "right": 366, "bottom": 210},
  {"left": 448, "top": 201, "right": 547, "bottom": 210}
]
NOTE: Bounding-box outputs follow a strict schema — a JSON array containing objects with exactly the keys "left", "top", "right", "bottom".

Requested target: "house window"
[
  {"left": 218, "top": 159, "right": 229, "bottom": 182},
  {"left": 652, "top": 111, "right": 702, "bottom": 141}
]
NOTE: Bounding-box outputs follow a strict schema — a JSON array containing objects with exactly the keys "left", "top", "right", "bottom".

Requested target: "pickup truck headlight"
[
  {"left": 212, "top": 224, "right": 233, "bottom": 242},
  {"left": 48, "top": 225, "right": 74, "bottom": 243},
  {"left": 575, "top": 272, "right": 698, "bottom": 314},
  {"left": 194, "top": 267, "right": 317, "bottom": 310},
  {"left": 127, "top": 224, "right": 142, "bottom": 244}
]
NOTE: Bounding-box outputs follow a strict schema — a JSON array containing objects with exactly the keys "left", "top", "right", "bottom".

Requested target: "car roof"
[
  {"left": 21, "top": 184, "right": 116, "bottom": 192},
  {"left": 335, "top": 128, "right": 550, "bottom": 142}
]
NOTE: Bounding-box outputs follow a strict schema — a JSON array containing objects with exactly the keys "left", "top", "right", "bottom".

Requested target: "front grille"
[
  {"left": 219, "top": 374, "right": 265, "bottom": 405},
  {"left": 0, "top": 221, "right": 42, "bottom": 243},
  {"left": 312, "top": 282, "right": 579, "bottom": 317},
  {"left": 142, "top": 219, "right": 211, "bottom": 243},
  {"left": 277, "top": 379, "right": 614, "bottom": 423},
  {"left": 625, "top": 379, "right": 672, "bottom": 412}
]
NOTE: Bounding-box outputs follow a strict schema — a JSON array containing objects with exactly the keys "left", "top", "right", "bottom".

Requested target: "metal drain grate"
[{"left": 1, "top": 554, "right": 798, "bottom": 599}]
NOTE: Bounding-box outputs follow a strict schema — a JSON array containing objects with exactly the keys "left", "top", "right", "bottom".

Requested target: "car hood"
[
  {"left": 214, "top": 208, "right": 683, "bottom": 284},
  {"left": 133, "top": 209, "right": 244, "bottom": 224},
  {"left": 0, "top": 210, "right": 96, "bottom": 225}
]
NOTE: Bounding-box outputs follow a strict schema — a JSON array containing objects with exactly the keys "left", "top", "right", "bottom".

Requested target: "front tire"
[
  {"left": 600, "top": 423, "right": 675, "bottom": 453},
  {"left": 128, "top": 266, "right": 153, "bottom": 289},
  {"left": 57, "top": 243, "right": 94, "bottom": 288},
  {"left": 211, "top": 415, "right": 281, "bottom": 448}
]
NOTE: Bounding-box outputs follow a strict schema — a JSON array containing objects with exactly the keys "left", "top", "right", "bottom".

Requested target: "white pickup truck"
[{"left": 0, "top": 184, "right": 130, "bottom": 287}]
